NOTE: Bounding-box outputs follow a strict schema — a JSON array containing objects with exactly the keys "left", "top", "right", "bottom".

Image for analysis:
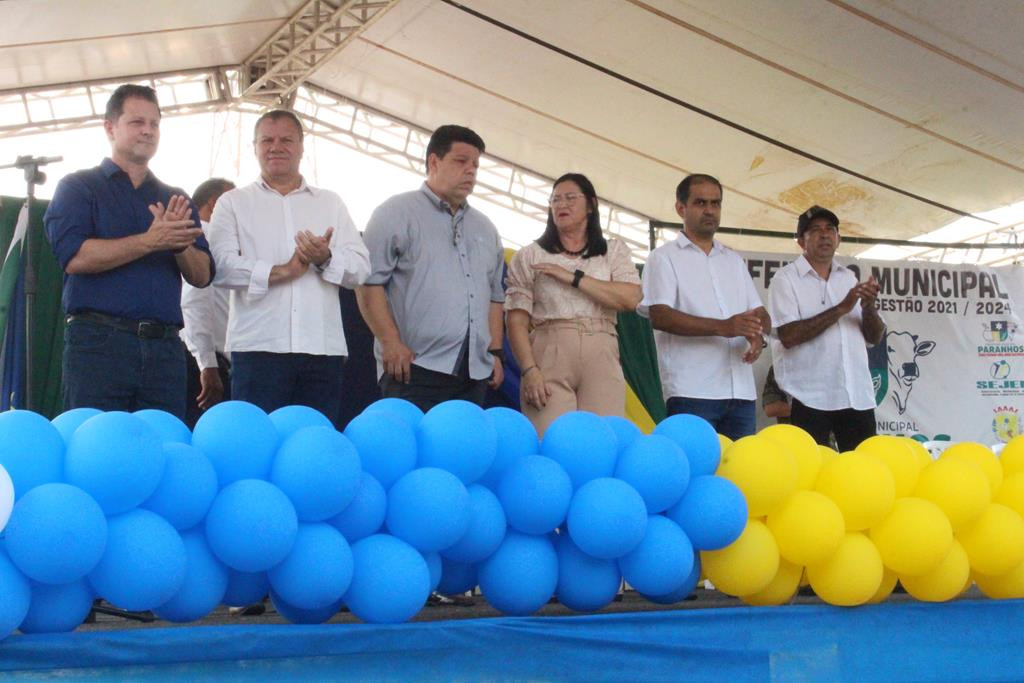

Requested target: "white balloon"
[{"left": 0, "top": 464, "right": 12, "bottom": 532}]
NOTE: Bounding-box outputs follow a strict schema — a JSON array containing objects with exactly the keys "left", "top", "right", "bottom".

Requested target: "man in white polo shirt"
[
  {"left": 769, "top": 205, "right": 884, "bottom": 451},
  {"left": 209, "top": 110, "right": 370, "bottom": 426},
  {"left": 639, "top": 173, "right": 771, "bottom": 440}
]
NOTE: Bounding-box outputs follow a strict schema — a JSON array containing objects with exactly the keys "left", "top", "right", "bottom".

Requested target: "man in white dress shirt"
[
  {"left": 639, "top": 173, "right": 771, "bottom": 440},
  {"left": 181, "top": 177, "right": 234, "bottom": 427},
  {"left": 769, "top": 206, "right": 885, "bottom": 451},
  {"left": 209, "top": 110, "right": 370, "bottom": 425}
]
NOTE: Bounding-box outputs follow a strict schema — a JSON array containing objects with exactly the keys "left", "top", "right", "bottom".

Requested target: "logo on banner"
[
  {"left": 991, "top": 360, "right": 1012, "bottom": 380},
  {"left": 983, "top": 320, "right": 1018, "bottom": 343},
  {"left": 869, "top": 330, "right": 936, "bottom": 415},
  {"left": 992, "top": 406, "right": 1022, "bottom": 443}
]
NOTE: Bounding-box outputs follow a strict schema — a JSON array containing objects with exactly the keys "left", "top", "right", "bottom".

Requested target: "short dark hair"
[
  {"left": 193, "top": 178, "right": 235, "bottom": 209},
  {"left": 675, "top": 173, "right": 723, "bottom": 204},
  {"left": 425, "top": 125, "right": 485, "bottom": 172},
  {"left": 105, "top": 84, "right": 160, "bottom": 123},
  {"left": 536, "top": 173, "right": 608, "bottom": 259},
  {"left": 253, "top": 109, "right": 304, "bottom": 141}
]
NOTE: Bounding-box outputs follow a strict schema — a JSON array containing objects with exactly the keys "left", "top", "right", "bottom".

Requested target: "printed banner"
[{"left": 743, "top": 251, "right": 1024, "bottom": 446}]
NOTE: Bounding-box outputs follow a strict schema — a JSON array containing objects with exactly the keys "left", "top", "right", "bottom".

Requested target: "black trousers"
[
  {"left": 790, "top": 398, "right": 876, "bottom": 452},
  {"left": 379, "top": 363, "right": 488, "bottom": 413}
]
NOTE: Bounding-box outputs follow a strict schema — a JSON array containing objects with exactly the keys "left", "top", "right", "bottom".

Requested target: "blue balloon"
[
  {"left": 478, "top": 407, "right": 538, "bottom": 489},
  {"left": 664, "top": 475, "right": 747, "bottom": 550},
  {"left": 270, "top": 589, "right": 344, "bottom": 624},
  {"left": 5, "top": 483, "right": 107, "bottom": 584},
  {"left": 441, "top": 484, "right": 507, "bottom": 563},
  {"left": 614, "top": 434, "right": 690, "bottom": 513},
  {"left": 272, "top": 589, "right": 344, "bottom": 626},
  {"left": 567, "top": 478, "right": 648, "bottom": 559},
  {"left": 141, "top": 442, "right": 218, "bottom": 531},
  {"left": 497, "top": 455, "right": 572, "bottom": 535},
  {"left": 653, "top": 414, "right": 720, "bottom": 477},
  {"left": 88, "top": 509, "right": 186, "bottom": 611},
  {"left": 603, "top": 416, "right": 642, "bottom": 454},
  {"left": 423, "top": 551, "right": 442, "bottom": 592},
  {"left": 640, "top": 553, "right": 702, "bottom": 604},
  {"left": 271, "top": 426, "right": 361, "bottom": 522},
  {"left": 386, "top": 468, "right": 469, "bottom": 553},
  {"left": 416, "top": 400, "right": 497, "bottom": 484},
  {"left": 268, "top": 523, "right": 353, "bottom": 610},
  {"left": 19, "top": 579, "right": 94, "bottom": 634},
  {"left": 618, "top": 515, "right": 694, "bottom": 596},
  {"left": 134, "top": 409, "right": 192, "bottom": 444},
  {"left": 0, "top": 410, "right": 64, "bottom": 500},
  {"left": 541, "top": 412, "right": 618, "bottom": 490},
  {"left": 51, "top": 407, "right": 101, "bottom": 446},
  {"left": 361, "top": 398, "right": 424, "bottom": 430},
  {"left": 343, "top": 411, "right": 417, "bottom": 491},
  {"left": 65, "top": 411, "right": 165, "bottom": 515},
  {"left": 154, "top": 530, "right": 228, "bottom": 623},
  {"left": 269, "top": 405, "right": 333, "bottom": 442},
  {"left": 345, "top": 534, "right": 431, "bottom": 624},
  {"left": 554, "top": 533, "right": 621, "bottom": 612},
  {"left": 192, "top": 401, "right": 278, "bottom": 487},
  {"left": 205, "top": 479, "right": 298, "bottom": 572},
  {"left": 222, "top": 570, "right": 269, "bottom": 608},
  {"left": 479, "top": 532, "right": 558, "bottom": 616},
  {"left": 0, "top": 547, "right": 31, "bottom": 641},
  {"left": 437, "top": 558, "right": 478, "bottom": 595},
  {"left": 329, "top": 472, "right": 386, "bottom": 543}
]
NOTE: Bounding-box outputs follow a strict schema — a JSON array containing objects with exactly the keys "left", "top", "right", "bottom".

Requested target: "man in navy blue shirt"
[{"left": 44, "top": 84, "right": 214, "bottom": 419}]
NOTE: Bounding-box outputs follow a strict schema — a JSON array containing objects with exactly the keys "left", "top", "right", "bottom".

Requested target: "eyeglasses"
[{"left": 549, "top": 192, "right": 585, "bottom": 206}]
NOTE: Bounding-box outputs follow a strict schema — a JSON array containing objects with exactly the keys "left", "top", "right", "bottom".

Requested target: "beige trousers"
[{"left": 521, "top": 318, "right": 626, "bottom": 437}]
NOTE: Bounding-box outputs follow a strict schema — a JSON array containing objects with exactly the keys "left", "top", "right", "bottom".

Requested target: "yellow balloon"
[
  {"left": 818, "top": 445, "right": 839, "bottom": 466},
  {"left": 718, "top": 436, "right": 798, "bottom": 517},
  {"left": 942, "top": 442, "right": 1003, "bottom": 497},
  {"left": 865, "top": 568, "right": 899, "bottom": 604},
  {"left": 717, "top": 433, "right": 734, "bottom": 456},
  {"left": 913, "top": 456, "right": 990, "bottom": 531},
  {"left": 957, "top": 503, "right": 1024, "bottom": 576},
  {"left": 994, "top": 472, "right": 1024, "bottom": 519},
  {"left": 741, "top": 559, "right": 802, "bottom": 606},
  {"left": 857, "top": 435, "right": 922, "bottom": 498},
  {"left": 898, "top": 437, "right": 935, "bottom": 471},
  {"left": 999, "top": 435, "right": 1024, "bottom": 478},
  {"left": 701, "top": 519, "right": 780, "bottom": 597},
  {"left": 869, "top": 497, "right": 953, "bottom": 576},
  {"left": 899, "top": 540, "right": 970, "bottom": 602},
  {"left": 766, "top": 490, "right": 844, "bottom": 566},
  {"left": 759, "top": 424, "right": 822, "bottom": 490},
  {"left": 815, "top": 452, "right": 895, "bottom": 531},
  {"left": 806, "top": 532, "right": 883, "bottom": 607},
  {"left": 973, "top": 560, "right": 1024, "bottom": 599}
]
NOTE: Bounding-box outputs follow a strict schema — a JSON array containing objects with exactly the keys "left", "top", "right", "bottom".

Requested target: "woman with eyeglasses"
[{"left": 505, "top": 173, "right": 642, "bottom": 436}]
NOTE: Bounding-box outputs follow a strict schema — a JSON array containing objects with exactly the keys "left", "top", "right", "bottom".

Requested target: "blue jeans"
[
  {"left": 665, "top": 397, "right": 756, "bottom": 441},
  {"left": 62, "top": 318, "right": 187, "bottom": 418},
  {"left": 231, "top": 352, "right": 344, "bottom": 427}
]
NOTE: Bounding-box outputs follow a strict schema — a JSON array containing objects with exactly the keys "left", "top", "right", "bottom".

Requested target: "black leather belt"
[{"left": 67, "top": 311, "right": 181, "bottom": 340}]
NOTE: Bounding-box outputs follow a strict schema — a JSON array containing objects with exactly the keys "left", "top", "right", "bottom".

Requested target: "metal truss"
[
  {"left": 240, "top": 0, "right": 399, "bottom": 107},
  {"left": 291, "top": 83, "right": 653, "bottom": 258}
]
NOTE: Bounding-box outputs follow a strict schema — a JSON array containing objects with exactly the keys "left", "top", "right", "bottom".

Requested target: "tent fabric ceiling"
[{"left": 2, "top": 0, "right": 1022, "bottom": 255}]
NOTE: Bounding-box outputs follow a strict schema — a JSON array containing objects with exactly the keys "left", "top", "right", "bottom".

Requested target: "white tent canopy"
[{"left": 3, "top": 0, "right": 1023, "bottom": 257}]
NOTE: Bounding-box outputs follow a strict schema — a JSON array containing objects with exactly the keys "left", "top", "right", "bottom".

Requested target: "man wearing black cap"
[{"left": 767, "top": 206, "right": 885, "bottom": 451}]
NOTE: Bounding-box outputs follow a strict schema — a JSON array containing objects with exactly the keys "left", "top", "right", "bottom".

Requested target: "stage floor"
[{"left": 2, "top": 589, "right": 1021, "bottom": 682}]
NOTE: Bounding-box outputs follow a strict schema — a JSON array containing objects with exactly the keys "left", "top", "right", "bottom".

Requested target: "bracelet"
[
  {"left": 522, "top": 365, "right": 539, "bottom": 376},
  {"left": 571, "top": 269, "right": 585, "bottom": 288}
]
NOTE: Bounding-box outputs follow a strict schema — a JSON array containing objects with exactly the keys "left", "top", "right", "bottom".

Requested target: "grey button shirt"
[{"left": 364, "top": 182, "right": 505, "bottom": 380}]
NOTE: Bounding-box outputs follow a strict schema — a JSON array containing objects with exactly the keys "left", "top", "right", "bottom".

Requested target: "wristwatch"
[
  {"left": 571, "top": 269, "right": 585, "bottom": 288},
  {"left": 761, "top": 334, "right": 769, "bottom": 348}
]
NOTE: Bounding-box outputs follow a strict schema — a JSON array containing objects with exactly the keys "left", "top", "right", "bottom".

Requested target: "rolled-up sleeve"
[
  {"left": 208, "top": 192, "right": 272, "bottom": 298},
  {"left": 320, "top": 197, "right": 370, "bottom": 289},
  {"left": 769, "top": 271, "right": 801, "bottom": 327},
  {"left": 44, "top": 175, "right": 93, "bottom": 270},
  {"left": 503, "top": 247, "right": 535, "bottom": 314},
  {"left": 363, "top": 202, "right": 405, "bottom": 287}
]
